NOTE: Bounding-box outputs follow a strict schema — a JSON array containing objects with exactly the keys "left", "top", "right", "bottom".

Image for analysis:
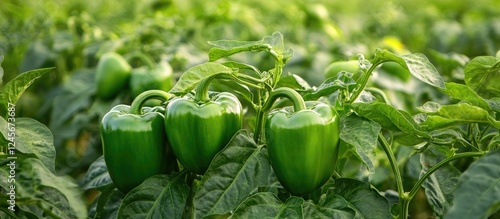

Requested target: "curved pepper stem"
[
  {"left": 130, "top": 90, "right": 175, "bottom": 115},
  {"left": 124, "top": 51, "right": 156, "bottom": 69},
  {"left": 194, "top": 76, "right": 215, "bottom": 103},
  {"left": 262, "top": 87, "right": 307, "bottom": 113}
]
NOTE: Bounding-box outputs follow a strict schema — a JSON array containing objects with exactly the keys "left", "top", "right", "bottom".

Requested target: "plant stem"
[
  {"left": 378, "top": 132, "right": 407, "bottom": 218},
  {"left": 262, "top": 87, "right": 307, "bottom": 112},
  {"left": 272, "top": 60, "right": 283, "bottom": 88},
  {"left": 233, "top": 76, "right": 264, "bottom": 90},
  {"left": 254, "top": 88, "right": 307, "bottom": 144},
  {"left": 254, "top": 107, "right": 266, "bottom": 144},
  {"left": 194, "top": 76, "right": 215, "bottom": 103},
  {"left": 348, "top": 61, "right": 379, "bottom": 104},
  {"left": 365, "top": 87, "right": 390, "bottom": 104},
  {"left": 124, "top": 51, "right": 156, "bottom": 68},
  {"left": 407, "top": 151, "right": 485, "bottom": 200},
  {"left": 129, "top": 90, "right": 174, "bottom": 114}
]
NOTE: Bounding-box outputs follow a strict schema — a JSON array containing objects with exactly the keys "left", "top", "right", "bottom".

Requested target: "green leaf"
[
  {"left": 169, "top": 62, "right": 236, "bottom": 95},
  {"left": 303, "top": 195, "right": 356, "bottom": 218},
  {"left": 81, "top": 156, "right": 113, "bottom": 190},
  {"left": 303, "top": 72, "right": 356, "bottom": 100},
  {"left": 208, "top": 32, "right": 293, "bottom": 63},
  {"left": 486, "top": 97, "right": 500, "bottom": 113},
  {"left": 193, "top": 130, "right": 277, "bottom": 218},
  {"left": 231, "top": 192, "right": 355, "bottom": 218},
  {"left": 0, "top": 67, "right": 54, "bottom": 117},
  {"left": 276, "top": 74, "right": 311, "bottom": 91},
  {"left": 17, "top": 158, "right": 87, "bottom": 219},
  {"left": 445, "top": 150, "right": 500, "bottom": 219},
  {"left": 262, "top": 32, "right": 294, "bottom": 62},
  {"left": 329, "top": 178, "right": 392, "bottom": 218},
  {"left": 417, "top": 101, "right": 441, "bottom": 113},
  {"left": 0, "top": 117, "right": 56, "bottom": 173},
  {"left": 208, "top": 40, "right": 269, "bottom": 62},
  {"left": 419, "top": 103, "right": 500, "bottom": 130},
  {"left": 420, "top": 146, "right": 461, "bottom": 215},
  {"left": 441, "top": 82, "right": 491, "bottom": 111},
  {"left": 340, "top": 114, "right": 381, "bottom": 173},
  {"left": 118, "top": 173, "right": 189, "bottom": 219},
  {"left": 487, "top": 135, "right": 500, "bottom": 150},
  {"left": 221, "top": 61, "right": 261, "bottom": 75},
  {"left": 430, "top": 129, "right": 472, "bottom": 148},
  {"left": 231, "top": 193, "right": 304, "bottom": 218},
  {"left": 49, "top": 69, "right": 95, "bottom": 129},
  {"left": 88, "top": 185, "right": 124, "bottom": 219},
  {"left": 464, "top": 56, "right": 500, "bottom": 99},
  {"left": 352, "top": 101, "right": 430, "bottom": 138},
  {"left": 372, "top": 49, "right": 445, "bottom": 89},
  {"left": 231, "top": 179, "right": 390, "bottom": 218}
]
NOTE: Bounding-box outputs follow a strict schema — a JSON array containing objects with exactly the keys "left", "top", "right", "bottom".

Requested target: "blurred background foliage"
[{"left": 1, "top": 0, "right": 499, "bottom": 216}]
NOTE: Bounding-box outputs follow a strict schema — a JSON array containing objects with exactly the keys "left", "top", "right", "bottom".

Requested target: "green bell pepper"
[
  {"left": 165, "top": 77, "right": 243, "bottom": 174},
  {"left": 264, "top": 88, "right": 340, "bottom": 195},
  {"left": 130, "top": 60, "right": 175, "bottom": 98},
  {"left": 323, "top": 60, "right": 362, "bottom": 81},
  {"left": 101, "top": 90, "right": 177, "bottom": 193},
  {"left": 95, "top": 52, "right": 132, "bottom": 99}
]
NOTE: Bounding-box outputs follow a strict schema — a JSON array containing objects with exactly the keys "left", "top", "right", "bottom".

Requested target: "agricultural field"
[{"left": 1, "top": 0, "right": 500, "bottom": 218}]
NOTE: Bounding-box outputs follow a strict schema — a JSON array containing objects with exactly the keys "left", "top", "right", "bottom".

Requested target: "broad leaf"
[
  {"left": 486, "top": 97, "right": 500, "bottom": 113},
  {"left": 81, "top": 156, "right": 113, "bottom": 190},
  {"left": 340, "top": 114, "right": 381, "bottom": 173},
  {"left": 0, "top": 117, "right": 56, "bottom": 173},
  {"left": 419, "top": 103, "right": 500, "bottom": 130},
  {"left": 208, "top": 40, "right": 269, "bottom": 62},
  {"left": 303, "top": 71, "right": 356, "bottom": 100},
  {"left": 464, "top": 56, "right": 500, "bottom": 99},
  {"left": 0, "top": 67, "right": 54, "bottom": 117},
  {"left": 303, "top": 195, "right": 356, "bottom": 218},
  {"left": 221, "top": 61, "right": 261, "bottom": 75},
  {"left": 231, "top": 193, "right": 304, "bottom": 218},
  {"left": 88, "top": 185, "right": 125, "bottom": 219},
  {"left": 49, "top": 69, "right": 95, "bottom": 129},
  {"left": 445, "top": 150, "right": 500, "bottom": 219},
  {"left": 118, "top": 173, "right": 190, "bottom": 219},
  {"left": 262, "top": 32, "right": 294, "bottom": 62},
  {"left": 420, "top": 146, "right": 461, "bottom": 215},
  {"left": 169, "top": 62, "right": 236, "bottom": 95},
  {"left": 329, "top": 178, "right": 392, "bottom": 218},
  {"left": 209, "top": 79, "right": 254, "bottom": 106},
  {"left": 352, "top": 101, "right": 430, "bottom": 138},
  {"left": 372, "top": 49, "right": 445, "bottom": 89},
  {"left": 17, "top": 158, "right": 87, "bottom": 219},
  {"left": 193, "top": 130, "right": 277, "bottom": 218},
  {"left": 208, "top": 32, "right": 293, "bottom": 63},
  {"left": 441, "top": 82, "right": 491, "bottom": 111},
  {"left": 231, "top": 178, "right": 391, "bottom": 218},
  {"left": 430, "top": 129, "right": 472, "bottom": 148},
  {"left": 276, "top": 74, "right": 311, "bottom": 91}
]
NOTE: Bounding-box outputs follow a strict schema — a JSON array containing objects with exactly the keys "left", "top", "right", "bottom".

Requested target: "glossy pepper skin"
[
  {"left": 130, "top": 61, "right": 175, "bottom": 98},
  {"left": 101, "top": 105, "right": 177, "bottom": 193},
  {"left": 165, "top": 92, "right": 242, "bottom": 174},
  {"left": 95, "top": 52, "right": 132, "bottom": 99},
  {"left": 265, "top": 102, "right": 340, "bottom": 195}
]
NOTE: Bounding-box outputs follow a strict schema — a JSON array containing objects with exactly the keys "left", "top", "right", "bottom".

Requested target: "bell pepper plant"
[
  {"left": 165, "top": 76, "right": 243, "bottom": 174},
  {"left": 95, "top": 52, "right": 132, "bottom": 100},
  {"left": 100, "top": 90, "right": 177, "bottom": 193},
  {"left": 129, "top": 57, "right": 175, "bottom": 98},
  {"left": 264, "top": 88, "right": 340, "bottom": 195},
  {"left": 82, "top": 32, "right": 499, "bottom": 219}
]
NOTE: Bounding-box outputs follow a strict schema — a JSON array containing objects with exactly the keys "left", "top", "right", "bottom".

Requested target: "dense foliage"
[{"left": 1, "top": 0, "right": 500, "bottom": 218}]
